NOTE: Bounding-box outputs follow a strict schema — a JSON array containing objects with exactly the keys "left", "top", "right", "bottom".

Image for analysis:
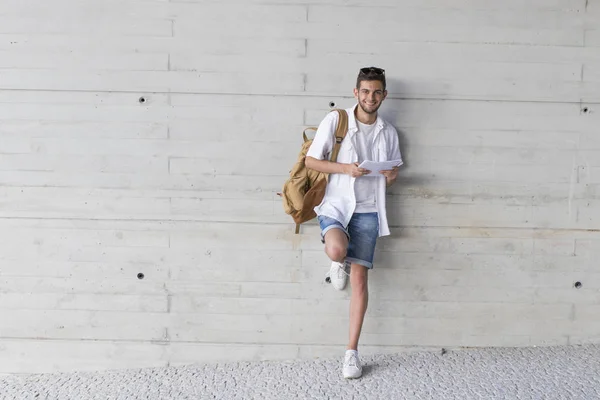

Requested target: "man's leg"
[
  {"left": 341, "top": 212, "right": 378, "bottom": 379},
  {"left": 323, "top": 228, "right": 350, "bottom": 290},
  {"left": 348, "top": 263, "right": 368, "bottom": 350}
]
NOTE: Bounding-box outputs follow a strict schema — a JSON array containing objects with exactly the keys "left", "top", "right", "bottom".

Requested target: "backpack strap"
[
  {"left": 303, "top": 127, "right": 318, "bottom": 142},
  {"left": 329, "top": 109, "right": 348, "bottom": 162}
]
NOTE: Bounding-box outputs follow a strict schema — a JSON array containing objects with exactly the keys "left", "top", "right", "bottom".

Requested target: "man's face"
[{"left": 353, "top": 80, "right": 387, "bottom": 115}]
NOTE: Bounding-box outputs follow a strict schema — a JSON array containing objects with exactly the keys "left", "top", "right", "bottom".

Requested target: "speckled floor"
[{"left": 1, "top": 344, "right": 599, "bottom": 399}]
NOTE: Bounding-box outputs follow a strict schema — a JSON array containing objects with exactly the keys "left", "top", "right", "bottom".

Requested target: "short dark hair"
[{"left": 356, "top": 67, "right": 386, "bottom": 90}]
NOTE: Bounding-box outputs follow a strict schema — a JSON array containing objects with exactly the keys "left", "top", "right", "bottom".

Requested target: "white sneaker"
[
  {"left": 327, "top": 261, "right": 349, "bottom": 290},
  {"left": 343, "top": 350, "right": 362, "bottom": 379}
]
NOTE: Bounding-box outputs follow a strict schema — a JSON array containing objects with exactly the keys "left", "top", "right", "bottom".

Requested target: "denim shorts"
[{"left": 318, "top": 212, "right": 379, "bottom": 269}]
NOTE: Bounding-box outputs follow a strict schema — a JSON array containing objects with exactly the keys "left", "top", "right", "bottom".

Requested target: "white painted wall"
[{"left": 1, "top": 0, "right": 599, "bottom": 374}]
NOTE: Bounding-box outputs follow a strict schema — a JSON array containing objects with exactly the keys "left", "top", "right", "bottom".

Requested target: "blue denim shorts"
[{"left": 318, "top": 212, "right": 379, "bottom": 269}]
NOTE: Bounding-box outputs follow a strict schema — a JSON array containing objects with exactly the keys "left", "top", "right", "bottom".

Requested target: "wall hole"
[
  {"left": 329, "top": 101, "right": 336, "bottom": 108},
  {"left": 137, "top": 273, "right": 145, "bottom": 280},
  {"left": 582, "top": 107, "right": 589, "bottom": 113},
  {"left": 139, "top": 96, "right": 147, "bottom": 104},
  {"left": 574, "top": 281, "right": 582, "bottom": 289}
]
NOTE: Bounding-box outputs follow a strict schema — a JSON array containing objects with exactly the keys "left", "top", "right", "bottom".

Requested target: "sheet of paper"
[{"left": 358, "top": 159, "right": 403, "bottom": 176}]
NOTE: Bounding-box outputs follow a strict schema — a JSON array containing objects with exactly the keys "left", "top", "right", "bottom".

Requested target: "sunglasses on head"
[{"left": 359, "top": 67, "right": 385, "bottom": 75}]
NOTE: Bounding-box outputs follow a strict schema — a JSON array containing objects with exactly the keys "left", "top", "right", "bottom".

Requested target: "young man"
[{"left": 305, "top": 67, "right": 402, "bottom": 379}]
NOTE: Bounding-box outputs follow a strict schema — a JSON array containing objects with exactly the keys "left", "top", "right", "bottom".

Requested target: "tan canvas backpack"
[{"left": 279, "top": 109, "right": 348, "bottom": 233}]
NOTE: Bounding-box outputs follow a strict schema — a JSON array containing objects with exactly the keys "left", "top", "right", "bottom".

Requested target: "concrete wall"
[{"left": 1, "top": 0, "right": 599, "bottom": 374}]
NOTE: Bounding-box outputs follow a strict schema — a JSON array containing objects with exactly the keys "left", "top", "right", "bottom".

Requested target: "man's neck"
[{"left": 355, "top": 107, "right": 377, "bottom": 125}]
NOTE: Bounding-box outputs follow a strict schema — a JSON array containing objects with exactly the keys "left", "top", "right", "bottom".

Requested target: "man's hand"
[
  {"left": 345, "top": 163, "right": 371, "bottom": 178},
  {"left": 380, "top": 166, "right": 400, "bottom": 186}
]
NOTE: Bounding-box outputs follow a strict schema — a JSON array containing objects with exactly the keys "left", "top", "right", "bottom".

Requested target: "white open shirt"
[{"left": 306, "top": 104, "right": 403, "bottom": 237}]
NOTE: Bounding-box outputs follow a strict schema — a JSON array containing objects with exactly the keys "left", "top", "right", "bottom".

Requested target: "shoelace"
[{"left": 336, "top": 262, "right": 350, "bottom": 278}]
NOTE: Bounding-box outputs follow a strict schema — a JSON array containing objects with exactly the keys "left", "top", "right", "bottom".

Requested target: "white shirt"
[
  {"left": 354, "top": 120, "right": 378, "bottom": 213},
  {"left": 306, "top": 104, "right": 403, "bottom": 237}
]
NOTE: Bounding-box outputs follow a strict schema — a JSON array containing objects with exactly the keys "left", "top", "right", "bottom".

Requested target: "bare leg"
[
  {"left": 323, "top": 228, "right": 348, "bottom": 263},
  {"left": 348, "top": 263, "right": 369, "bottom": 350}
]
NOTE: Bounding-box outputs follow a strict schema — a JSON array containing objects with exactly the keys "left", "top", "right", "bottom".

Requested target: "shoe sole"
[{"left": 331, "top": 281, "right": 346, "bottom": 290}]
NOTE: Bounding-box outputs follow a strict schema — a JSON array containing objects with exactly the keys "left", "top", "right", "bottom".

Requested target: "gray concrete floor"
[{"left": 1, "top": 344, "right": 599, "bottom": 399}]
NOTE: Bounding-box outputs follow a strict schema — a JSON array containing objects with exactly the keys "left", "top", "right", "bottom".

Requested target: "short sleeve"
[
  {"left": 306, "top": 111, "right": 337, "bottom": 160},
  {"left": 387, "top": 126, "right": 403, "bottom": 164}
]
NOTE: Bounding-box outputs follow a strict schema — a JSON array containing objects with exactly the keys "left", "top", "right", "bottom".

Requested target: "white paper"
[{"left": 358, "top": 159, "right": 403, "bottom": 176}]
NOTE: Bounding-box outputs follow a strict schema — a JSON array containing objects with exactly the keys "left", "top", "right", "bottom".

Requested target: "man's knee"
[{"left": 325, "top": 243, "right": 346, "bottom": 262}]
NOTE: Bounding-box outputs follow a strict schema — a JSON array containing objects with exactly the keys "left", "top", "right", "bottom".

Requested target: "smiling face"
[{"left": 353, "top": 80, "right": 387, "bottom": 115}]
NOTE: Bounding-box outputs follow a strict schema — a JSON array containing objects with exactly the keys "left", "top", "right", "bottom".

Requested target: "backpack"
[{"left": 279, "top": 109, "right": 349, "bottom": 234}]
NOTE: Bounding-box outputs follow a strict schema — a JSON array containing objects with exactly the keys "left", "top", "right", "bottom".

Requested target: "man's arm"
[
  {"left": 306, "top": 157, "right": 370, "bottom": 178},
  {"left": 305, "top": 156, "right": 347, "bottom": 175},
  {"left": 381, "top": 128, "right": 403, "bottom": 187},
  {"left": 305, "top": 111, "right": 370, "bottom": 178}
]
